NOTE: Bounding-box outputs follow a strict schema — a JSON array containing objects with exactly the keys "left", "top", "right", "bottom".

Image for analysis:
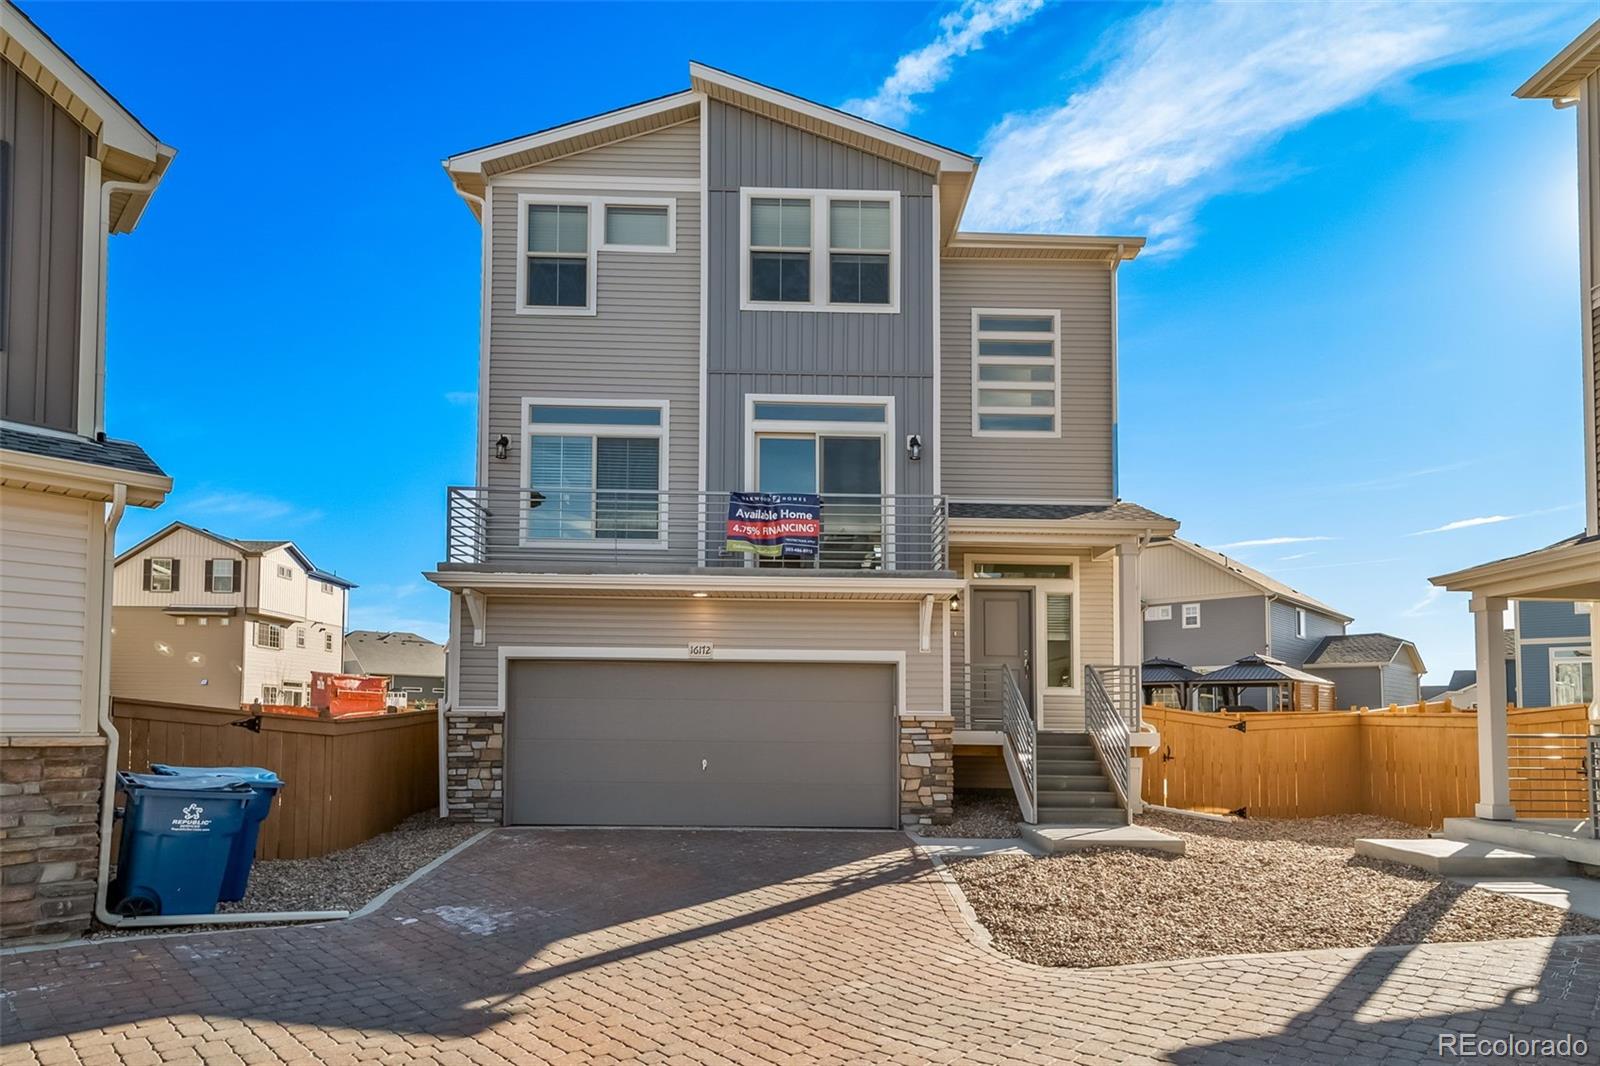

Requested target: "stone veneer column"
[
  {"left": 444, "top": 713, "right": 504, "bottom": 824},
  {"left": 899, "top": 717, "right": 953, "bottom": 826},
  {"left": 0, "top": 737, "right": 107, "bottom": 943}
]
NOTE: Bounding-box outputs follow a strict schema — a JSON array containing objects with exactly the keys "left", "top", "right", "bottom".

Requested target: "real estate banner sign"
[{"left": 725, "top": 492, "right": 820, "bottom": 558}]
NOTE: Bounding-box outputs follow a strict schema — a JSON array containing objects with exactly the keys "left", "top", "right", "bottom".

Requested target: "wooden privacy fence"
[
  {"left": 1141, "top": 703, "right": 1590, "bottom": 827},
  {"left": 112, "top": 698, "right": 439, "bottom": 859}
]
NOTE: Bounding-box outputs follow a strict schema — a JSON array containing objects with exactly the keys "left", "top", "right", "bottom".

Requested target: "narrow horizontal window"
[
  {"left": 604, "top": 205, "right": 670, "bottom": 248},
  {"left": 529, "top": 405, "right": 662, "bottom": 426},
  {"left": 752, "top": 401, "right": 886, "bottom": 423},
  {"left": 978, "top": 315, "right": 1054, "bottom": 332},
  {"left": 972, "top": 562, "right": 1070, "bottom": 579},
  {"left": 977, "top": 413, "right": 1055, "bottom": 432},
  {"left": 977, "top": 389, "right": 1053, "bottom": 408},
  {"left": 978, "top": 339, "right": 1055, "bottom": 359},
  {"left": 978, "top": 364, "right": 1054, "bottom": 383}
]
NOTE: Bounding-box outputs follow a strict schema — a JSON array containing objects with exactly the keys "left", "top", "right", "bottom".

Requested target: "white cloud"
[
  {"left": 1402, "top": 586, "right": 1447, "bottom": 617},
  {"left": 178, "top": 490, "right": 324, "bottom": 528},
  {"left": 964, "top": 2, "right": 1562, "bottom": 251},
  {"left": 1216, "top": 535, "right": 1334, "bottom": 549},
  {"left": 1409, "top": 514, "right": 1516, "bottom": 535},
  {"left": 843, "top": 0, "right": 1046, "bottom": 126},
  {"left": 1276, "top": 552, "right": 1316, "bottom": 562}
]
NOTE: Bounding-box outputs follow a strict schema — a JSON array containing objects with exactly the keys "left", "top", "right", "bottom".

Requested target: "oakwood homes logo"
[{"left": 169, "top": 802, "right": 213, "bottom": 832}]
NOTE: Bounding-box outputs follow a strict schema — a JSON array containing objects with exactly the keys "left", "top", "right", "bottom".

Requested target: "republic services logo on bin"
[{"left": 170, "top": 803, "right": 212, "bottom": 832}]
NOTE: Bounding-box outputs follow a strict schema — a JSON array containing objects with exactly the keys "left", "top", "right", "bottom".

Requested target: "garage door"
[{"left": 505, "top": 660, "right": 897, "bottom": 828}]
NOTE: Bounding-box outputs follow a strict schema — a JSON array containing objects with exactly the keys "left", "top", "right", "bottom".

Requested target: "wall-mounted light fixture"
[
  {"left": 494, "top": 435, "right": 510, "bottom": 461},
  {"left": 906, "top": 434, "right": 923, "bottom": 462}
]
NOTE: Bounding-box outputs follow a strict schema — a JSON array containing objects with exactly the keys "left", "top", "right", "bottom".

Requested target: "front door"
[{"left": 971, "top": 587, "right": 1033, "bottom": 716}]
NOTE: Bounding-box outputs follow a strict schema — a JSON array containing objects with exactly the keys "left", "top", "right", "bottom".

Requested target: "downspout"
[{"left": 93, "top": 502, "right": 346, "bottom": 930}]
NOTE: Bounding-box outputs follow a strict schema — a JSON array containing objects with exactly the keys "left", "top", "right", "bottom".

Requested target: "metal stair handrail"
[
  {"left": 1085, "top": 665, "right": 1132, "bottom": 820},
  {"left": 1000, "top": 664, "right": 1035, "bottom": 811}
]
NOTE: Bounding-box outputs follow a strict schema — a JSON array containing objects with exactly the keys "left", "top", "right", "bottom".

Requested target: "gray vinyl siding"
[
  {"left": 1518, "top": 600, "right": 1590, "bottom": 640},
  {"left": 703, "top": 99, "right": 936, "bottom": 501},
  {"left": 1269, "top": 601, "right": 1346, "bottom": 667},
  {"left": 1314, "top": 666, "right": 1380, "bottom": 710},
  {"left": 940, "top": 259, "right": 1114, "bottom": 501},
  {"left": 463, "top": 595, "right": 946, "bottom": 714},
  {"left": 1380, "top": 662, "right": 1420, "bottom": 705},
  {"left": 529, "top": 120, "right": 699, "bottom": 178},
  {"left": 1143, "top": 595, "right": 1266, "bottom": 669},
  {"left": 485, "top": 121, "right": 700, "bottom": 565},
  {"left": 2, "top": 60, "right": 87, "bottom": 433}
]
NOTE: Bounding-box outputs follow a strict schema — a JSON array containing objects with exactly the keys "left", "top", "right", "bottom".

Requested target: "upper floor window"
[
  {"left": 972, "top": 310, "right": 1060, "bottom": 436},
  {"left": 254, "top": 622, "right": 283, "bottom": 650},
  {"left": 740, "top": 189, "right": 899, "bottom": 313},
  {"left": 324, "top": 632, "right": 334, "bottom": 653},
  {"left": 524, "top": 400, "right": 668, "bottom": 545},
  {"left": 206, "top": 559, "right": 237, "bottom": 594},
  {"left": 1182, "top": 603, "right": 1201, "bottom": 629},
  {"left": 144, "top": 558, "right": 178, "bottom": 593},
  {"left": 1295, "top": 608, "right": 1307, "bottom": 639},
  {"left": 602, "top": 203, "right": 673, "bottom": 252},
  {"left": 276, "top": 564, "right": 293, "bottom": 580},
  {"left": 320, "top": 581, "right": 335, "bottom": 594},
  {"left": 296, "top": 627, "right": 307, "bottom": 649},
  {"left": 519, "top": 199, "right": 593, "bottom": 314}
]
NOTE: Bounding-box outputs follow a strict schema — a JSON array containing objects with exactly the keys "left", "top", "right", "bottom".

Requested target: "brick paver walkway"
[{"left": 3, "top": 829, "right": 1600, "bottom": 1064}]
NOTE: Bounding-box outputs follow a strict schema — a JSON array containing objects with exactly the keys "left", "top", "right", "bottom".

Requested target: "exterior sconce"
[
  {"left": 906, "top": 434, "right": 923, "bottom": 461},
  {"left": 494, "top": 435, "right": 510, "bottom": 461}
]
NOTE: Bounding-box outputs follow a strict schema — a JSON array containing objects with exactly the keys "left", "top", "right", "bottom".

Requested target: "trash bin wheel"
[{"left": 113, "top": 890, "right": 160, "bottom": 917}]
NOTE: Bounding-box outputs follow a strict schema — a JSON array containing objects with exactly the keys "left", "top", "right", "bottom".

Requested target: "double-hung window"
[
  {"left": 748, "top": 197, "right": 812, "bottom": 303},
  {"left": 206, "top": 559, "right": 236, "bottom": 594},
  {"left": 522, "top": 201, "right": 593, "bottom": 312},
  {"left": 524, "top": 401, "right": 667, "bottom": 545},
  {"left": 146, "top": 558, "right": 176, "bottom": 593},
  {"left": 828, "top": 200, "right": 891, "bottom": 304},
  {"left": 972, "top": 310, "right": 1061, "bottom": 435},
  {"left": 1182, "top": 603, "right": 1201, "bottom": 629}
]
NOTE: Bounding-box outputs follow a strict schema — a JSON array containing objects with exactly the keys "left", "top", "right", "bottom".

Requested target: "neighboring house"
[
  {"left": 0, "top": 2, "right": 175, "bottom": 943},
  {"left": 1141, "top": 536, "right": 1354, "bottom": 668},
  {"left": 343, "top": 630, "right": 447, "bottom": 708},
  {"left": 1513, "top": 600, "right": 1593, "bottom": 707},
  {"left": 426, "top": 63, "right": 1178, "bottom": 830},
  {"left": 1433, "top": 22, "right": 1600, "bottom": 822},
  {"left": 1303, "top": 634, "right": 1425, "bottom": 708},
  {"left": 111, "top": 523, "right": 356, "bottom": 711}
]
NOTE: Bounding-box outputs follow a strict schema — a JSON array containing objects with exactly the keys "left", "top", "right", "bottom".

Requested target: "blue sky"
[{"left": 31, "top": 1, "right": 1594, "bottom": 679}]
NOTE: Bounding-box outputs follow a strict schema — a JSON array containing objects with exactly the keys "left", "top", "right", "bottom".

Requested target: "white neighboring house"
[{"left": 111, "top": 523, "right": 356, "bottom": 710}]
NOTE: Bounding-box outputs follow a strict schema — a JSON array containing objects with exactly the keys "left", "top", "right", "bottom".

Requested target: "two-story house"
[
  {"left": 0, "top": 1, "right": 174, "bottom": 942},
  {"left": 111, "top": 523, "right": 356, "bottom": 711},
  {"left": 1433, "top": 20, "right": 1600, "bottom": 822},
  {"left": 426, "top": 64, "right": 1178, "bottom": 831},
  {"left": 1140, "top": 537, "right": 1424, "bottom": 708}
]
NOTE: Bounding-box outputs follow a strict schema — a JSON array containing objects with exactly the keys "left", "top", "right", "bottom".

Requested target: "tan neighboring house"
[
  {"left": 1433, "top": 21, "right": 1600, "bottom": 822},
  {"left": 0, "top": 2, "right": 174, "bottom": 942},
  {"left": 111, "top": 523, "right": 356, "bottom": 711},
  {"left": 426, "top": 64, "right": 1178, "bottom": 831}
]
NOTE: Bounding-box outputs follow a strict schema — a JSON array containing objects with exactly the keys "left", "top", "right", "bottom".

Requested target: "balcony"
[{"left": 443, "top": 486, "right": 948, "bottom": 574}]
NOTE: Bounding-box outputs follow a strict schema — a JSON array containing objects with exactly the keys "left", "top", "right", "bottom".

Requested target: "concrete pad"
[
  {"left": 1442, "top": 817, "right": 1600, "bottom": 868},
  {"left": 1356, "top": 837, "right": 1572, "bottom": 876},
  {"left": 1020, "top": 823, "right": 1186, "bottom": 856},
  {"left": 1450, "top": 875, "right": 1600, "bottom": 920},
  {"left": 909, "top": 836, "right": 1040, "bottom": 858}
]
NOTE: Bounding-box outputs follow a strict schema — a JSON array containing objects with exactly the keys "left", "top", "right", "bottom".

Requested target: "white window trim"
[
  {"left": 738, "top": 187, "right": 901, "bottom": 314},
  {"left": 149, "top": 557, "right": 175, "bottom": 593},
  {"left": 970, "top": 308, "right": 1062, "bottom": 439},
  {"left": 520, "top": 397, "right": 671, "bottom": 550},
  {"left": 254, "top": 622, "right": 283, "bottom": 650},
  {"left": 210, "top": 558, "right": 237, "bottom": 594},
  {"left": 599, "top": 198, "right": 677, "bottom": 254},
  {"left": 963, "top": 554, "right": 1081, "bottom": 707},
  {"left": 515, "top": 193, "right": 600, "bottom": 317},
  {"left": 1550, "top": 646, "right": 1594, "bottom": 705},
  {"left": 1182, "top": 603, "right": 1202, "bottom": 629},
  {"left": 1295, "top": 607, "right": 1307, "bottom": 639}
]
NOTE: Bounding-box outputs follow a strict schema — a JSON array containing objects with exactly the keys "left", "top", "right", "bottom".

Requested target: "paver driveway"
[{"left": 4, "top": 829, "right": 1600, "bottom": 1064}]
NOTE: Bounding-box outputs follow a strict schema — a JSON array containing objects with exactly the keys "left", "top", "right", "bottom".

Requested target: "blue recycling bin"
[
  {"left": 149, "top": 765, "right": 282, "bottom": 902},
  {"left": 111, "top": 772, "right": 255, "bottom": 916}
]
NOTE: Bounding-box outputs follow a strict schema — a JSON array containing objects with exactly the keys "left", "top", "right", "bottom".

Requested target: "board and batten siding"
[
  {"left": 459, "top": 596, "right": 945, "bottom": 715},
  {"left": 940, "top": 259, "right": 1114, "bottom": 501},
  {"left": 2, "top": 60, "right": 88, "bottom": 434},
  {"left": 485, "top": 122, "right": 701, "bottom": 564},
  {"left": 947, "top": 544, "right": 1113, "bottom": 731},
  {"left": 112, "top": 527, "right": 247, "bottom": 608},
  {"left": 703, "top": 99, "right": 936, "bottom": 499},
  {"left": 0, "top": 487, "right": 103, "bottom": 734},
  {"left": 1139, "top": 541, "right": 1256, "bottom": 603},
  {"left": 1269, "top": 600, "right": 1346, "bottom": 667}
]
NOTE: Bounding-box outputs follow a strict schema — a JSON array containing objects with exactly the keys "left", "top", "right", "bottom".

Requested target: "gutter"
[{"left": 93, "top": 484, "right": 347, "bottom": 928}]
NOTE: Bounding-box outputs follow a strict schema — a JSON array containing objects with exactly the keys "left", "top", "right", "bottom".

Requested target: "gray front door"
[
  {"left": 971, "top": 587, "right": 1033, "bottom": 710},
  {"left": 505, "top": 660, "right": 897, "bottom": 828}
]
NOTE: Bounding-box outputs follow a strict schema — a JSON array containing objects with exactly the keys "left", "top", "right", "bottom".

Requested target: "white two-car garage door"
[{"left": 504, "top": 660, "right": 898, "bottom": 828}]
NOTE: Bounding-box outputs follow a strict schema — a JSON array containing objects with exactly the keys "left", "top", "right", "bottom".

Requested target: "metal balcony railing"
[{"left": 444, "top": 486, "right": 948, "bottom": 572}]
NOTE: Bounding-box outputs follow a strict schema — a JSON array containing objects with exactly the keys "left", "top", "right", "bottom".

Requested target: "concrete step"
[
  {"left": 1440, "top": 817, "right": 1600, "bottom": 869},
  {"left": 1034, "top": 806, "right": 1127, "bottom": 826},
  {"left": 1355, "top": 837, "right": 1573, "bottom": 876},
  {"left": 1036, "top": 789, "right": 1119, "bottom": 808},
  {"left": 1035, "top": 757, "right": 1102, "bottom": 775},
  {"left": 1037, "top": 733, "right": 1094, "bottom": 749},
  {"left": 1036, "top": 773, "right": 1110, "bottom": 791},
  {"left": 1021, "top": 823, "right": 1187, "bottom": 856}
]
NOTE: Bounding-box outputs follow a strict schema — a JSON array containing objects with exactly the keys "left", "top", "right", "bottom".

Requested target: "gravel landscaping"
[
  {"left": 947, "top": 811, "right": 1600, "bottom": 968},
  {"left": 912, "top": 790, "right": 1022, "bottom": 838}
]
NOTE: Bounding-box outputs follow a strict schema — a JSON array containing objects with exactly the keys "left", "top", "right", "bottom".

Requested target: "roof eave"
[{"left": 1515, "top": 18, "right": 1600, "bottom": 101}]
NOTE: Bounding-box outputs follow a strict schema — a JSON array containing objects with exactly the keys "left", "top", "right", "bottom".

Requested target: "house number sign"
[{"left": 688, "top": 642, "right": 714, "bottom": 659}]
